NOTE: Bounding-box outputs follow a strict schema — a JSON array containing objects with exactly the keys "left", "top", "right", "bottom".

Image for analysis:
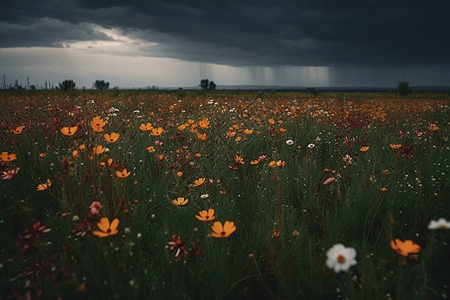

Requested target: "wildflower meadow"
[{"left": 1, "top": 89, "right": 449, "bottom": 299}]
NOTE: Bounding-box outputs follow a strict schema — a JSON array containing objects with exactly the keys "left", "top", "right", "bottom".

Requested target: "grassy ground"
[{"left": 0, "top": 90, "right": 449, "bottom": 299}]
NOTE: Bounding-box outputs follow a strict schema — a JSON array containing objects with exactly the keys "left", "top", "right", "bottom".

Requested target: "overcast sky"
[{"left": 1, "top": 0, "right": 449, "bottom": 89}]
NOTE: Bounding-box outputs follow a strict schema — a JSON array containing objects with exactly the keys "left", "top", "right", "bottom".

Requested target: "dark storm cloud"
[{"left": 1, "top": 0, "right": 449, "bottom": 67}]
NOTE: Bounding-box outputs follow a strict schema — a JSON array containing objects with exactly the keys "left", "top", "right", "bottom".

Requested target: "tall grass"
[{"left": 0, "top": 90, "right": 449, "bottom": 299}]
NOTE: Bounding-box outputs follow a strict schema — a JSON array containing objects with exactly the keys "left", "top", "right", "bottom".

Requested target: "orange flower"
[
  {"left": 226, "top": 131, "right": 236, "bottom": 138},
  {"left": 79, "top": 144, "right": 86, "bottom": 151},
  {"left": 193, "top": 177, "right": 206, "bottom": 187},
  {"left": 72, "top": 150, "right": 79, "bottom": 158},
  {"left": 382, "top": 169, "right": 391, "bottom": 175},
  {"left": 93, "top": 145, "right": 106, "bottom": 155},
  {"left": 243, "top": 129, "right": 253, "bottom": 135},
  {"left": 359, "top": 146, "right": 370, "bottom": 152},
  {"left": 172, "top": 197, "right": 188, "bottom": 206},
  {"left": 156, "top": 154, "right": 164, "bottom": 160},
  {"left": 390, "top": 144, "right": 402, "bottom": 149},
  {"left": 195, "top": 153, "right": 202, "bottom": 157},
  {"left": 250, "top": 160, "right": 259, "bottom": 165},
  {"left": 93, "top": 217, "right": 119, "bottom": 238},
  {"left": 104, "top": 132, "right": 120, "bottom": 143},
  {"left": 61, "top": 126, "right": 78, "bottom": 136},
  {"left": 195, "top": 209, "right": 215, "bottom": 221},
  {"left": 146, "top": 146, "right": 155, "bottom": 153},
  {"left": 139, "top": 123, "right": 153, "bottom": 131},
  {"left": 197, "top": 133, "right": 208, "bottom": 141},
  {"left": 276, "top": 160, "right": 286, "bottom": 167},
  {"left": 198, "top": 117, "right": 210, "bottom": 129},
  {"left": 37, "top": 179, "right": 51, "bottom": 191},
  {"left": 235, "top": 136, "right": 242, "bottom": 143},
  {"left": 116, "top": 168, "right": 131, "bottom": 178},
  {"left": 428, "top": 124, "right": 439, "bottom": 131},
  {"left": 279, "top": 127, "right": 286, "bottom": 133},
  {"left": 150, "top": 127, "right": 164, "bottom": 136},
  {"left": 91, "top": 116, "right": 106, "bottom": 132},
  {"left": 0, "top": 152, "right": 17, "bottom": 162},
  {"left": 39, "top": 153, "right": 46, "bottom": 158},
  {"left": 219, "top": 189, "right": 226, "bottom": 195},
  {"left": 381, "top": 187, "right": 388, "bottom": 192},
  {"left": 211, "top": 221, "right": 236, "bottom": 238},
  {"left": 11, "top": 126, "right": 24, "bottom": 134},
  {"left": 390, "top": 239, "right": 421, "bottom": 256},
  {"left": 100, "top": 158, "right": 113, "bottom": 167},
  {"left": 176, "top": 171, "right": 183, "bottom": 177},
  {"left": 235, "top": 155, "right": 244, "bottom": 164},
  {"left": 268, "top": 118, "right": 275, "bottom": 125}
]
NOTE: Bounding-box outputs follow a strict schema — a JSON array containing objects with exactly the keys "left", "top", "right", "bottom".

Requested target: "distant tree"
[
  {"left": 209, "top": 81, "right": 216, "bottom": 90},
  {"left": 59, "top": 80, "right": 76, "bottom": 91},
  {"left": 94, "top": 80, "right": 110, "bottom": 90},
  {"left": 306, "top": 88, "right": 319, "bottom": 96},
  {"left": 29, "top": 85, "right": 36, "bottom": 90},
  {"left": 200, "top": 79, "right": 209, "bottom": 90},
  {"left": 398, "top": 82, "right": 411, "bottom": 96}
]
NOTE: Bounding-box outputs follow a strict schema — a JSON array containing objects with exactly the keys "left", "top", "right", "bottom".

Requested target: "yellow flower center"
[{"left": 336, "top": 254, "right": 346, "bottom": 264}]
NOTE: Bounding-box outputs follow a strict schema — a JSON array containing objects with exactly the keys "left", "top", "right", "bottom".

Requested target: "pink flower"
[
  {"left": 258, "top": 155, "right": 267, "bottom": 161},
  {"left": 1, "top": 167, "right": 20, "bottom": 180},
  {"left": 323, "top": 177, "right": 335, "bottom": 185},
  {"left": 90, "top": 201, "right": 103, "bottom": 214}
]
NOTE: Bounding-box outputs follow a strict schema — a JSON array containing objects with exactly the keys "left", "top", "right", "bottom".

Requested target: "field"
[{"left": 1, "top": 90, "right": 449, "bottom": 299}]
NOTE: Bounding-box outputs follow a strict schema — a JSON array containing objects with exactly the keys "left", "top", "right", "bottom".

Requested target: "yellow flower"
[
  {"left": 0, "top": 152, "right": 17, "bottom": 162},
  {"left": 193, "top": 177, "right": 206, "bottom": 187},
  {"left": 61, "top": 126, "right": 78, "bottom": 136},
  {"left": 211, "top": 221, "right": 236, "bottom": 238},
  {"left": 37, "top": 179, "right": 51, "bottom": 191},
  {"left": 93, "top": 217, "right": 119, "bottom": 238},
  {"left": 195, "top": 209, "right": 215, "bottom": 221},
  {"left": 359, "top": 146, "right": 370, "bottom": 152},
  {"left": 116, "top": 168, "right": 131, "bottom": 178},
  {"left": 11, "top": 126, "right": 24, "bottom": 134},
  {"left": 390, "top": 239, "right": 421, "bottom": 257},
  {"left": 139, "top": 123, "right": 153, "bottom": 131},
  {"left": 172, "top": 197, "right": 188, "bottom": 206},
  {"left": 104, "top": 132, "right": 120, "bottom": 143}
]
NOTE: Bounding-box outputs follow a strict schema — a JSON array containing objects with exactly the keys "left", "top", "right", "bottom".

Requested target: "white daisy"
[
  {"left": 326, "top": 243, "right": 357, "bottom": 273},
  {"left": 427, "top": 218, "right": 450, "bottom": 230},
  {"left": 200, "top": 194, "right": 209, "bottom": 199},
  {"left": 308, "top": 143, "right": 315, "bottom": 149},
  {"left": 286, "top": 139, "right": 294, "bottom": 145}
]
